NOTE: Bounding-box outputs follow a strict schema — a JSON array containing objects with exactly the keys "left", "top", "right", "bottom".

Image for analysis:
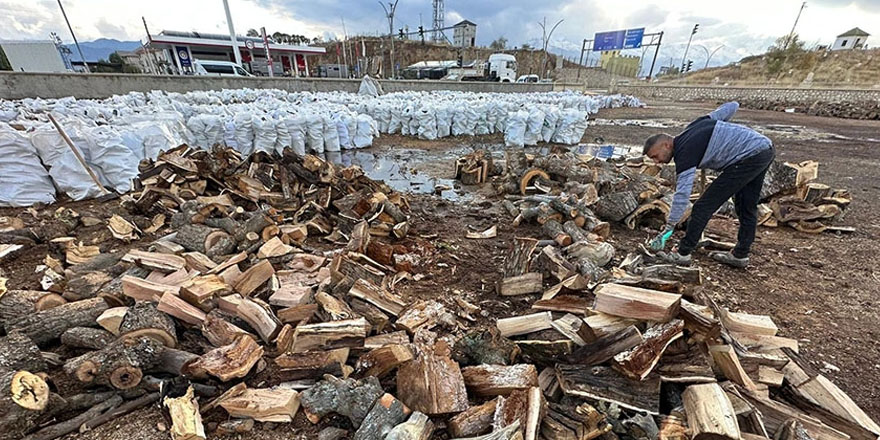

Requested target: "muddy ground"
[{"left": 1, "top": 99, "right": 878, "bottom": 439}]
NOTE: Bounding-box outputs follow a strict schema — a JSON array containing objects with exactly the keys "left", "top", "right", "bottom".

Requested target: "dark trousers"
[{"left": 678, "top": 146, "right": 775, "bottom": 258}]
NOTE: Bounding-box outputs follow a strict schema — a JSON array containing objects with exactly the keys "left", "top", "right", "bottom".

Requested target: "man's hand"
[{"left": 649, "top": 228, "right": 674, "bottom": 251}]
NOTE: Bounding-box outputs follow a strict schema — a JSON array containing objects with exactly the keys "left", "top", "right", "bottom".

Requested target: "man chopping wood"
[{"left": 642, "top": 102, "right": 775, "bottom": 268}]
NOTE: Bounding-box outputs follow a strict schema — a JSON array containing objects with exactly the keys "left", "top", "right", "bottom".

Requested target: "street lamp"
[
  {"left": 379, "top": 0, "right": 400, "bottom": 79},
  {"left": 538, "top": 17, "right": 564, "bottom": 79},
  {"left": 694, "top": 44, "right": 724, "bottom": 69}
]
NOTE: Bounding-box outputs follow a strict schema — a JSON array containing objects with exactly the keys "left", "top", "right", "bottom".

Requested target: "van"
[{"left": 194, "top": 60, "right": 253, "bottom": 77}]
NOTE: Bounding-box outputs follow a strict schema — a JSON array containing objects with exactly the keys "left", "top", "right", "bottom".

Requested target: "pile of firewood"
[
  {"left": 737, "top": 98, "right": 880, "bottom": 121},
  {"left": 481, "top": 234, "right": 880, "bottom": 440}
]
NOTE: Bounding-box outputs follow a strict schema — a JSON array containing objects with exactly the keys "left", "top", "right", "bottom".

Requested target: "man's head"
[{"left": 643, "top": 133, "right": 674, "bottom": 164}]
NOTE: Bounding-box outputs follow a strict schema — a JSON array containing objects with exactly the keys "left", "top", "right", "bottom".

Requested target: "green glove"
[{"left": 649, "top": 228, "right": 674, "bottom": 251}]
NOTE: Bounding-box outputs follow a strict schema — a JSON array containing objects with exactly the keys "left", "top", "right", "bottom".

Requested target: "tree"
[
  {"left": 311, "top": 36, "right": 323, "bottom": 44},
  {"left": 108, "top": 52, "right": 123, "bottom": 64},
  {"left": 490, "top": 36, "right": 507, "bottom": 50},
  {"left": 0, "top": 45, "right": 11, "bottom": 71},
  {"left": 246, "top": 29, "right": 259, "bottom": 37},
  {"left": 520, "top": 43, "right": 533, "bottom": 50},
  {"left": 765, "top": 33, "right": 806, "bottom": 75}
]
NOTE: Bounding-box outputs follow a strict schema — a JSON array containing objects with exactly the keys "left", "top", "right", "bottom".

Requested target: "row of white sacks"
[{"left": 0, "top": 88, "right": 642, "bottom": 207}]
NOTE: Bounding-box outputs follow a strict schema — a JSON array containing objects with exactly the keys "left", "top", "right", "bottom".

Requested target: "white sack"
[{"left": 0, "top": 124, "right": 55, "bottom": 207}]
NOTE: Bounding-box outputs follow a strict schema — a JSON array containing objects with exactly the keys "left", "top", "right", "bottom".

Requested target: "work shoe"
[
  {"left": 658, "top": 251, "right": 692, "bottom": 266},
  {"left": 710, "top": 251, "right": 749, "bottom": 269}
]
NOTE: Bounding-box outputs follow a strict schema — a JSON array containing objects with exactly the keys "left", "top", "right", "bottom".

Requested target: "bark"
[
  {"left": 0, "top": 332, "right": 47, "bottom": 372},
  {"left": 118, "top": 301, "right": 178, "bottom": 348},
  {"left": 7, "top": 297, "right": 108, "bottom": 346},
  {"left": 63, "top": 336, "right": 164, "bottom": 389},
  {"left": 60, "top": 327, "right": 116, "bottom": 350}
]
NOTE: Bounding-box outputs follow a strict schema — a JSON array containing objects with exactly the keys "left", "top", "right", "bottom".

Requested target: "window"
[
  {"left": 202, "top": 64, "right": 234, "bottom": 74},
  {"left": 842, "top": 39, "right": 848, "bottom": 47},
  {"left": 234, "top": 66, "right": 248, "bottom": 76}
]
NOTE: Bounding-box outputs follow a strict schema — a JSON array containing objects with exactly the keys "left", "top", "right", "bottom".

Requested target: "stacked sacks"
[{"left": 0, "top": 124, "right": 55, "bottom": 206}]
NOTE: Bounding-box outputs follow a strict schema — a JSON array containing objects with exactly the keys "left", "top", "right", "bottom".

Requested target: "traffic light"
[
  {"left": 686, "top": 60, "right": 693, "bottom": 72},
  {"left": 399, "top": 28, "right": 405, "bottom": 39},
  {"left": 692, "top": 24, "right": 699, "bottom": 35},
  {"left": 418, "top": 26, "right": 425, "bottom": 43}
]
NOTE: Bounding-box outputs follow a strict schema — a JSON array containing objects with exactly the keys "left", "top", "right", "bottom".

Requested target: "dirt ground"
[{"left": 1, "top": 99, "right": 878, "bottom": 439}]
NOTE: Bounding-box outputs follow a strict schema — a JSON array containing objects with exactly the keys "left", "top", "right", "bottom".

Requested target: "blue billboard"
[{"left": 593, "top": 28, "right": 645, "bottom": 51}]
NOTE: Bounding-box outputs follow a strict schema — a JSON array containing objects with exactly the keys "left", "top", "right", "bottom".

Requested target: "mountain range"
[{"left": 63, "top": 38, "right": 141, "bottom": 62}]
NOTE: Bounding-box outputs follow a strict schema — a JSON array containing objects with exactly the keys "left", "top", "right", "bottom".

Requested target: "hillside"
[
  {"left": 64, "top": 38, "right": 141, "bottom": 62},
  {"left": 311, "top": 37, "right": 578, "bottom": 78},
  {"left": 660, "top": 48, "right": 880, "bottom": 88}
]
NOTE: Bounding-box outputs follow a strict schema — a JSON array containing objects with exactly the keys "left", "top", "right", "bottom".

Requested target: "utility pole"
[
  {"left": 784, "top": 2, "right": 807, "bottom": 50},
  {"left": 57, "top": 0, "right": 89, "bottom": 73},
  {"left": 379, "top": 0, "right": 400, "bottom": 79},
  {"left": 648, "top": 31, "right": 663, "bottom": 79},
  {"left": 680, "top": 23, "right": 698, "bottom": 74},
  {"left": 222, "top": 0, "right": 243, "bottom": 67},
  {"left": 538, "top": 17, "right": 564, "bottom": 79},
  {"left": 341, "top": 18, "right": 349, "bottom": 77}
]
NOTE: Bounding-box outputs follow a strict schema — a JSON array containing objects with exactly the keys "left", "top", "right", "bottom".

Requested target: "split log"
[
  {"left": 534, "top": 246, "right": 576, "bottom": 283},
  {"left": 233, "top": 259, "right": 275, "bottom": 296},
  {"left": 60, "top": 327, "right": 115, "bottom": 350},
  {"left": 158, "top": 292, "right": 207, "bottom": 326},
  {"left": 395, "top": 300, "right": 456, "bottom": 334},
  {"left": 774, "top": 420, "right": 816, "bottom": 440},
  {"left": 63, "top": 272, "right": 113, "bottom": 302},
  {"left": 448, "top": 399, "right": 499, "bottom": 438},
  {"left": 566, "top": 325, "right": 643, "bottom": 366},
  {"left": 353, "top": 393, "right": 411, "bottom": 440},
  {"left": 556, "top": 364, "right": 661, "bottom": 414},
  {"left": 0, "top": 332, "right": 46, "bottom": 372},
  {"left": 493, "top": 389, "right": 529, "bottom": 434},
  {"left": 300, "top": 375, "right": 384, "bottom": 426},
  {"left": 497, "top": 312, "right": 554, "bottom": 337},
  {"left": 760, "top": 160, "right": 799, "bottom": 200},
  {"left": 731, "top": 384, "right": 851, "bottom": 440},
  {"left": 656, "top": 342, "right": 715, "bottom": 384},
  {"left": 452, "top": 421, "right": 523, "bottom": 439},
  {"left": 549, "top": 314, "right": 591, "bottom": 346},
  {"left": 682, "top": 383, "right": 741, "bottom": 440},
  {"left": 542, "top": 402, "right": 610, "bottom": 440},
  {"left": 534, "top": 296, "right": 590, "bottom": 315},
  {"left": 278, "top": 303, "right": 318, "bottom": 324},
  {"left": 498, "top": 273, "right": 544, "bottom": 296},
  {"left": 365, "top": 331, "right": 410, "bottom": 349},
  {"left": 462, "top": 364, "right": 539, "bottom": 397},
  {"left": 386, "top": 411, "right": 435, "bottom": 440},
  {"left": 613, "top": 320, "right": 684, "bottom": 380},
  {"left": 275, "top": 348, "right": 349, "bottom": 380},
  {"left": 593, "top": 283, "right": 681, "bottom": 322},
  {"left": 541, "top": 274, "right": 588, "bottom": 301},
  {"left": 7, "top": 297, "right": 108, "bottom": 346},
  {"left": 520, "top": 168, "right": 551, "bottom": 195},
  {"left": 188, "top": 335, "right": 264, "bottom": 381},
  {"left": 396, "top": 330, "right": 469, "bottom": 415},
  {"left": 349, "top": 278, "right": 407, "bottom": 316},
  {"left": 796, "top": 374, "right": 880, "bottom": 436},
  {"left": 355, "top": 345, "right": 413, "bottom": 378},
  {"left": 583, "top": 313, "right": 639, "bottom": 340},
  {"left": 97, "top": 307, "right": 128, "bottom": 335},
  {"left": 236, "top": 298, "right": 281, "bottom": 343},
  {"left": 118, "top": 301, "right": 178, "bottom": 347},
  {"left": 121, "top": 275, "right": 178, "bottom": 301},
  {"left": 516, "top": 340, "right": 572, "bottom": 365},
  {"left": 201, "top": 312, "right": 250, "bottom": 347},
  {"left": 122, "top": 249, "right": 187, "bottom": 273},
  {"left": 709, "top": 345, "right": 759, "bottom": 391},
  {"left": 63, "top": 336, "right": 163, "bottom": 389},
  {"left": 163, "top": 386, "right": 206, "bottom": 440},
  {"left": 290, "top": 318, "right": 370, "bottom": 353},
  {"left": 220, "top": 387, "right": 301, "bottom": 422},
  {"left": 503, "top": 237, "right": 539, "bottom": 278},
  {"left": 720, "top": 310, "right": 778, "bottom": 336},
  {"left": 316, "top": 290, "right": 357, "bottom": 321},
  {"left": 679, "top": 300, "right": 722, "bottom": 339},
  {"left": 179, "top": 275, "right": 231, "bottom": 306}
]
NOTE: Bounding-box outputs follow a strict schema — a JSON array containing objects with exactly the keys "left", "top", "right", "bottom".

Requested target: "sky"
[{"left": 2, "top": 0, "right": 878, "bottom": 73}]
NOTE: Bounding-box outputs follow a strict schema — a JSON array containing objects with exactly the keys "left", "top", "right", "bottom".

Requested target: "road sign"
[
  {"left": 623, "top": 28, "right": 645, "bottom": 49},
  {"left": 245, "top": 40, "right": 255, "bottom": 50},
  {"left": 593, "top": 27, "right": 645, "bottom": 51}
]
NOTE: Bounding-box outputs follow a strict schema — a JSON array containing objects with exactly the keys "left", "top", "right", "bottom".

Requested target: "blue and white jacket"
[{"left": 667, "top": 102, "right": 772, "bottom": 227}]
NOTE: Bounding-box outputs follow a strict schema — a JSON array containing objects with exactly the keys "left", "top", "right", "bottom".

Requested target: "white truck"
[{"left": 444, "top": 53, "right": 517, "bottom": 82}]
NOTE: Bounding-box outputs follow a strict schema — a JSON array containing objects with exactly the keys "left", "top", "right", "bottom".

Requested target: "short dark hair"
[{"left": 643, "top": 133, "right": 668, "bottom": 155}]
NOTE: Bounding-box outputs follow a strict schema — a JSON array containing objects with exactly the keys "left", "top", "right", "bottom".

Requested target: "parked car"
[
  {"left": 516, "top": 74, "right": 539, "bottom": 83},
  {"left": 194, "top": 60, "right": 253, "bottom": 77}
]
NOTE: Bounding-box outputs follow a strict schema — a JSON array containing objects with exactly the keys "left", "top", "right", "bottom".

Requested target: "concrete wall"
[
  {"left": 615, "top": 84, "right": 880, "bottom": 104},
  {"left": 0, "top": 72, "right": 553, "bottom": 100}
]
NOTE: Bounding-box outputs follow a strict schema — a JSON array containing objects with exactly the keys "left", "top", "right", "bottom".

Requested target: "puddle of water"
[{"left": 590, "top": 118, "right": 674, "bottom": 129}]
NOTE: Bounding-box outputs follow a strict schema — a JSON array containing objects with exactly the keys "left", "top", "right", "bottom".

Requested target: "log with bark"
[
  {"left": 593, "top": 191, "right": 640, "bottom": 222},
  {"left": 556, "top": 364, "right": 661, "bottom": 415},
  {"left": 118, "top": 301, "right": 178, "bottom": 347},
  {"left": 502, "top": 237, "right": 539, "bottom": 278},
  {"left": 448, "top": 399, "right": 499, "bottom": 438},
  {"left": 386, "top": 411, "right": 435, "bottom": 440},
  {"left": 63, "top": 336, "right": 164, "bottom": 389},
  {"left": 566, "top": 325, "right": 643, "bottom": 366},
  {"left": 0, "top": 331, "right": 47, "bottom": 372},
  {"left": 60, "top": 327, "right": 115, "bottom": 350},
  {"left": 683, "top": 383, "right": 741, "bottom": 440},
  {"left": 300, "top": 375, "right": 384, "bottom": 426},
  {"left": 353, "top": 393, "right": 411, "bottom": 440},
  {"left": 613, "top": 320, "right": 684, "bottom": 380},
  {"left": 7, "top": 297, "right": 109, "bottom": 346},
  {"left": 355, "top": 345, "right": 413, "bottom": 378}
]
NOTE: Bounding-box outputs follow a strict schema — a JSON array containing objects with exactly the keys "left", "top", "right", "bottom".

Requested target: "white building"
[
  {"left": 831, "top": 27, "right": 869, "bottom": 51},
  {"left": 453, "top": 20, "right": 477, "bottom": 48},
  {"left": 0, "top": 40, "right": 68, "bottom": 72}
]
